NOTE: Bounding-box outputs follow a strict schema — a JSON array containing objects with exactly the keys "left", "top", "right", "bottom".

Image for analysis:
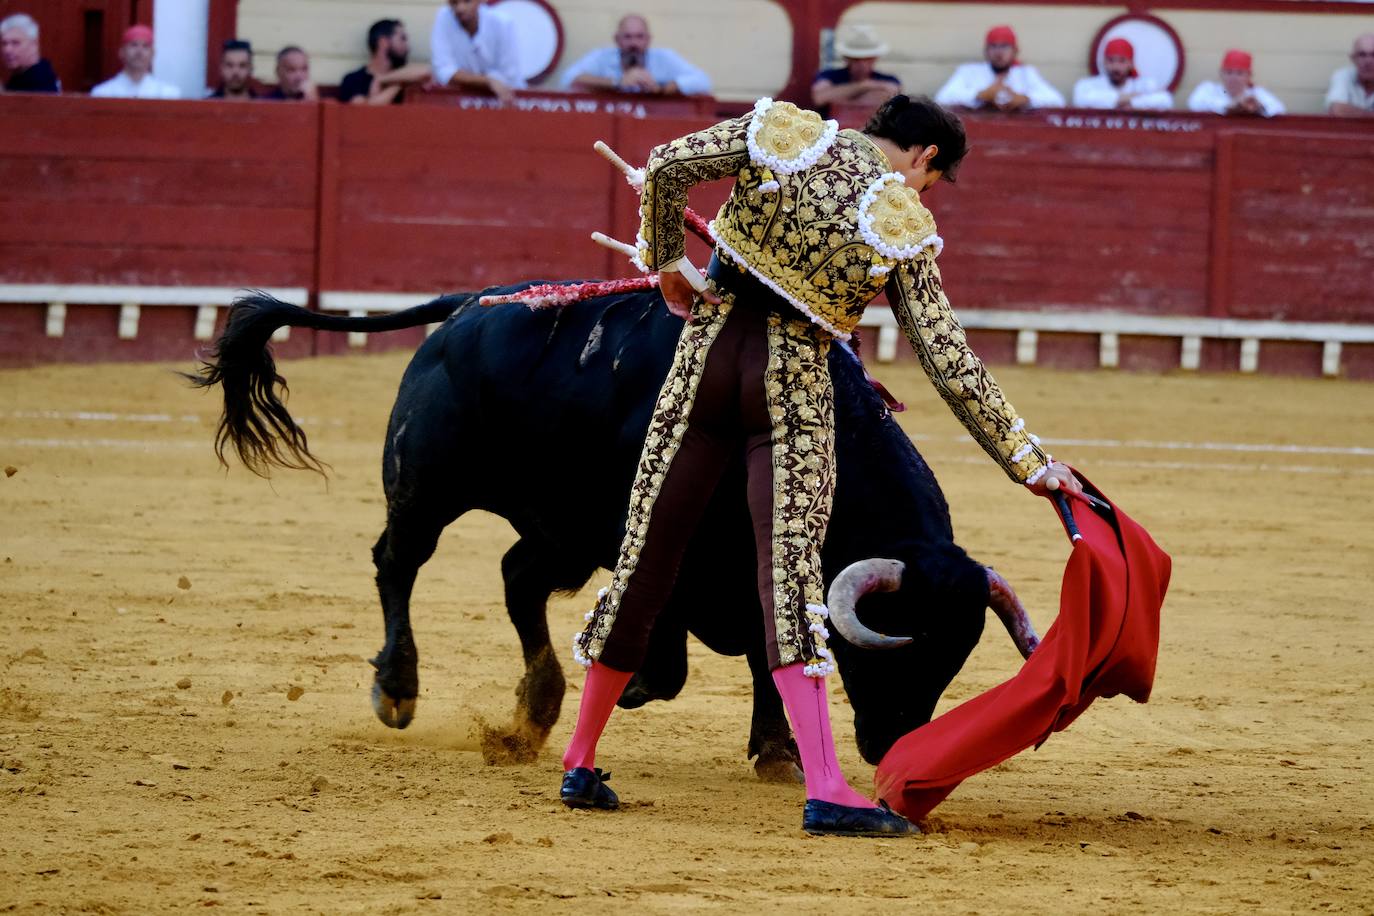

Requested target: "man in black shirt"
[
  {"left": 264, "top": 46, "right": 317, "bottom": 100},
  {"left": 209, "top": 39, "right": 257, "bottom": 100},
  {"left": 810, "top": 24, "right": 900, "bottom": 117},
  {"left": 2, "top": 13, "right": 60, "bottom": 93},
  {"left": 339, "top": 18, "right": 430, "bottom": 105}
]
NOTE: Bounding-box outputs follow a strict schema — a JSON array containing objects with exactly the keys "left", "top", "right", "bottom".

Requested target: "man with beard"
[
  {"left": 1072, "top": 38, "right": 1170, "bottom": 110},
  {"left": 92, "top": 24, "right": 180, "bottom": 99},
  {"left": 431, "top": 0, "right": 525, "bottom": 105},
  {"left": 208, "top": 39, "right": 256, "bottom": 100},
  {"left": 561, "top": 14, "right": 711, "bottom": 96},
  {"left": 1, "top": 13, "right": 59, "bottom": 93},
  {"left": 934, "top": 25, "right": 1064, "bottom": 111},
  {"left": 1325, "top": 33, "right": 1374, "bottom": 118},
  {"left": 339, "top": 19, "right": 432, "bottom": 105}
]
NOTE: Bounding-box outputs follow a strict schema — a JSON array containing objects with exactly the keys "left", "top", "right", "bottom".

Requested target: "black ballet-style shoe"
[
  {"left": 560, "top": 767, "right": 620, "bottom": 810},
  {"left": 802, "top": 799, "right": 920, "bottom": 837}
]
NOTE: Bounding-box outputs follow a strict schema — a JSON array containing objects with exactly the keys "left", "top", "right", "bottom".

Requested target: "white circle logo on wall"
[
  {"left": 1090, "top": 13, "right": 1185, "bottom": 92},
  {"left": 493, "top": 0, "right": 565, "bottom": 84}
]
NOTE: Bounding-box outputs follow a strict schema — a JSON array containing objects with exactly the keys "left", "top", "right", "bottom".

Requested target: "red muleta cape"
[{"left": 874, "top": 477, "right": 1171, "bottom": 821}]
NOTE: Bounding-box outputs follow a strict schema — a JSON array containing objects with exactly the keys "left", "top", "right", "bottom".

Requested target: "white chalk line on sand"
[{"left": 3, "top": 435, "right": 1373, "bottom": 477}]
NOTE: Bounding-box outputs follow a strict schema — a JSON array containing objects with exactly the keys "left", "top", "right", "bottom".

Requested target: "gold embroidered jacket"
[{"left": 637, "top": 98, "right": 1050, "bottom": 484}]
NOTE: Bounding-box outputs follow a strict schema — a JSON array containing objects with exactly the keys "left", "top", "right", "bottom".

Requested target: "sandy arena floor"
[{"left": 2, "top": 350, "right": 1372, "bottom": 914}]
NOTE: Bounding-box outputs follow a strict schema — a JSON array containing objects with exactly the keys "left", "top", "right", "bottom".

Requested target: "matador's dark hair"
[{"left": 863, "top": 94, "right": 970, "bottom": 183}]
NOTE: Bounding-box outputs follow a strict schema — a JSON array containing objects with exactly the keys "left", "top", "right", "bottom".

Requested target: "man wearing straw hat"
[{"left": 810, "top": 24, "right": 901, "bottom": 116}]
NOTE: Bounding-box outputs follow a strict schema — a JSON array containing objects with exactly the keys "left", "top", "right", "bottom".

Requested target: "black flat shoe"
[
  {"left": 560, "top": 767, "right": 619, "bottom": 810},
  {"left": 802, "top": 799, "right": 919, "bottom": 837}
]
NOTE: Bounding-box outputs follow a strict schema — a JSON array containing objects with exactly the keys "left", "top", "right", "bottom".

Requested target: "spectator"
[
  {"left": 1072, "top": 38, "right": 1170, "bottom": 110},
  {"left": 1, "top": 13, "right": 59, "bottom": 93},
  {"left": 934, "top": 25, "right": 1064, "bottom": 111},
  {"left": 339, "top": 19, "right": 431, "bottom": 105},
  {"left": 560, "top": 14, "right": 711, "bottom": 96},
  {"left": 809, "top": 24, "right": 900, "bottom": 116},
  {"left": 1325, "top": 33, "right": 1374, "bottom": 117},
  {"left": 431, "top": 0, "right": 525, "bottom": 104},
  {"left": 265, "top": 46, "right": 317, "bottom": 100},
  {"left": 91, "top": 25, "right": 180, "bottom": 99},
  {"left": 1187, "top": 49, "right": 1284, "bottom": 117},
  {"left": 209, "top": 39, "right": 257, "bottom": 100}
]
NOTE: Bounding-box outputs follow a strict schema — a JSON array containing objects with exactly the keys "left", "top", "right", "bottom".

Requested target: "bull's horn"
[{"left": 827, "top": 558, "right": 914, "bottom": 650}]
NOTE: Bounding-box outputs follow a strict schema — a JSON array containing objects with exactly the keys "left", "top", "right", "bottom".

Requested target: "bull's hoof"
[
  {"left": 755, "top": 755, "right": 805, "bottom": 784},
  {"left": 372, "top": 681, "right": 417, "bottom": 729}
]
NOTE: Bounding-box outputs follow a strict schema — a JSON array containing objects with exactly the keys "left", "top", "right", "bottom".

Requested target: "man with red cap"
[
  {"left": 1072, "top": 37, "right": 1171, "bottom": 110},
  {"left": 935, "top": 25, "right": 1065, "bottom": 111},
  {"left": 1187, "top": 49, "right": 1285, "bottom": 116},
  {"left": 92, "top": 25, "right": 179, "bottom": 99}
]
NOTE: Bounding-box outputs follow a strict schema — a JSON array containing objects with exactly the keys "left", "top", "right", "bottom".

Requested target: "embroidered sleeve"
[
  {"left": 638, "top": 115, "right": 752, "bottom": 270},
  {"left": 887, "top": 257, "right": 1050, "bottom": 484}
]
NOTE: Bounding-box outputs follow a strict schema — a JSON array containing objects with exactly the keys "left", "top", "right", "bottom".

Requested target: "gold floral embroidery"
[
  {"left": 887, "top": 257, "right": 1049, "bottom": 483},
  {"left": 576, "top": 297, "right": 733, "bottom": 664},
  {"left": 755, "top": 102, "right": 826, "bottom": 162},
  {"left": 765, "top": 314, "right": 836, "bottom": 670},
  {"left": 640, "top": 116, "right": 752, "bottom": 270}
]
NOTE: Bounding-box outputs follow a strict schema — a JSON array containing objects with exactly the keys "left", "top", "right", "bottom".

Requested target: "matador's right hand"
[{"left": 658, "top": 269, "right": 720, "bottom": 320}]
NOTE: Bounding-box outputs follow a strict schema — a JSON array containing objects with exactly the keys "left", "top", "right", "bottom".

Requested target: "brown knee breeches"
[{"left": 575, "top": 277, "right": 837, "bottom": 677}]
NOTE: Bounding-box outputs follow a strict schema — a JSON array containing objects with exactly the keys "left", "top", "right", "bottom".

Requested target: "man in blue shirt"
[{"left": 561, "top": 14, "right": 711, "bottom": 96}]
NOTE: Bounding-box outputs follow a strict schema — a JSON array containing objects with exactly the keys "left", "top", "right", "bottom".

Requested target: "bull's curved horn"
[{"left": 827, "top": 558, "right": 914, "bottom": 650}]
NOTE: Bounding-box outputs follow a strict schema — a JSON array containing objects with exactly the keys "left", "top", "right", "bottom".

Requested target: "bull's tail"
[{"left": 183, "top": 290, "right": 473, "bottom": 477}]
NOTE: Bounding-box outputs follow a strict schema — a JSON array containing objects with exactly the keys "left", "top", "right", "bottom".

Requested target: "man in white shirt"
[
  {"left": 1072, "top": 38, "right": 1171, "bottom": 110},
  {"left": 934, "top": 25, "right": 1065, "bottom": 111},
  {"left": 561, "top": 14, "right": 711, "bottom": 95},
  {"left": 1325, "top": 33, "right": 1374, "bottom": 118},
  {"left": 1187, "top": 49, "right": 1285, "bottom": 117},
  {"left": 90, "top": 24, "right": 180, "bottom": 99},
  {"left": 431, "top": 0, "right": 526, "bottom": 104}
]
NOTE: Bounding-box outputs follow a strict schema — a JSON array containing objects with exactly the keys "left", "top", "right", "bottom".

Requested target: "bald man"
[
  {"left": 560, "top": 14, "right": 711, "bottom": 95},
  {"left": 1326, "top": 33, "right": 1374, "bottom": 117}
]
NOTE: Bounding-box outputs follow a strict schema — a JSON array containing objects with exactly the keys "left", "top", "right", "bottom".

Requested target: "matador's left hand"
[{"left": 1026, "top": 461, "right": 1083, "bottom": 497}]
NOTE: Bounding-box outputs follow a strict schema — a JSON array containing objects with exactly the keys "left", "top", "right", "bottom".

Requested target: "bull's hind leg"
[
  {"left": 745, "top": 643, "right": 804, "bottom": 783},
  {"left": 499, "top": 537, "right": 593, "bottom": 760},
  {"left": 370, "top": 510, "right": 449, "bottom": 729}
]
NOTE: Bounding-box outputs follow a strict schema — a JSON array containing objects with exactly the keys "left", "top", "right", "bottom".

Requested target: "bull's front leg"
[{"left": 745, "top": 644, "right": 803, "bottom": 784}]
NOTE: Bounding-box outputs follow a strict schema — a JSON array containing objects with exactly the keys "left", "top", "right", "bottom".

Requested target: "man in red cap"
[
  {"left": 92, "top": 24, "right": 179, "bottom": 99},
  {"left": 1188, "top": 49, "right": 1285, "bottom": 116},
  {"left": 934, "top": 25, "right": 1065, "bottom": 111},
  {"left": 1072, "top": 37, "right": 1171, "bottom": 110}
]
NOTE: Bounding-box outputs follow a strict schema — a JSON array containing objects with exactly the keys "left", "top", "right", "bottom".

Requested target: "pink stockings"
[
  {"left": 561, "top": 663, "right": 632, "bottom": 772},
  {"left": 563, "top": 661, "right": 875, "bottom": 810},
  {"left": 771, "top": 662, "right": 874, "bottom": 808}
]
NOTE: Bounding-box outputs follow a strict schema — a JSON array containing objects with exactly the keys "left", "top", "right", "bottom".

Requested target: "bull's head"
[{"left": 821, "top": 551, "right": 1039, "bottom": 764}]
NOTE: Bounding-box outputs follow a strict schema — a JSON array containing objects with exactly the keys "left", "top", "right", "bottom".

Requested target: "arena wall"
[{"left": 3, "top": 92, "right": 1371, "bottom": 376}]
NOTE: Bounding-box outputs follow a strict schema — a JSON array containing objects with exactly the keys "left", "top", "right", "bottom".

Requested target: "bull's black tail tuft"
[{"left": 182, "top": 292, "right": 327, "bottom": 477}]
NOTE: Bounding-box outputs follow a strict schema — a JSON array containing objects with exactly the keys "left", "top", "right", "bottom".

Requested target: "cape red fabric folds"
[{"left": 874, "top": 478, "right": 1171, "bottom": 821}]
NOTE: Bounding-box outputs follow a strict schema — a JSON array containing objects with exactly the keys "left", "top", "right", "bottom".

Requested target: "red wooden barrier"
[
  {"left": 1, "top": 95, "right": 1371, "bottom": 376},
  {"left": 0, "top": 94, "right": 319, "bottom": 364}
]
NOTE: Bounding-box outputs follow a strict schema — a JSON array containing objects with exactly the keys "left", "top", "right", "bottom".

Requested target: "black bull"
[{"left": 189, "top": 284, "right": 1031, "bottom": 777}]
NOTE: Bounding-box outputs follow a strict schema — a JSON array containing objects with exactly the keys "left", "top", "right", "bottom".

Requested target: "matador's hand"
[
  {"left": 659, "top": 269, "right": 720, "bottom": 320},
  {"left": 1027, "top": 461, "right": 1083, "bottom": 497}
]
